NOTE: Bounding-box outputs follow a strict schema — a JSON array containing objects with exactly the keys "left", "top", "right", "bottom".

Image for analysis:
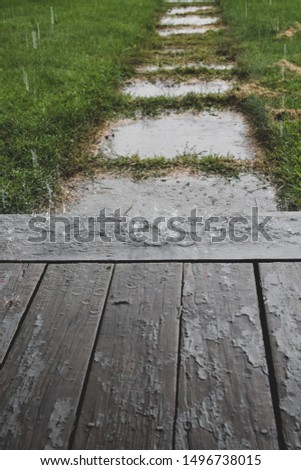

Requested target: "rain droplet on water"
[
  {"left": 22, "top": 67, "right": 30, "bottom": 92},
  {"left": 32, "top": 30, "right": 38, "bottom": 49},
  {"left": 50, "top": 7, "right": 55, "bottom": 29},
  {"left": 31, "top": 150, "right": 38, "bottom": 167}
]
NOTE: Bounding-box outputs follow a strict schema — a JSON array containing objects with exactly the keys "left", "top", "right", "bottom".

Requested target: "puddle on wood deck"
[
  {"left": 160, "top": 16, "right": 219, "bottom": 27},
  {"left": 97, "top": 111, "right": 256, "bottom": 161},
  {"left": 168, "top": 7, "right": 215, "bottom": 15},
  {"left": 159, "top": 25, "right": 222, "bottom": 36},
  {"left": 136, "top": 63, "right": 234, "bottom": 73},
  {"left": 122, "top": 79, "right": 232, "bottom": 98},
  {"left": 67, "top": 174, "right": 277, "bottom": 216}
]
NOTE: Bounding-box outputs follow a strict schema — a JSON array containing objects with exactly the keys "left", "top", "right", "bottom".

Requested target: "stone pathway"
[{"left": 64, "top": 0, "right": 277, "bottom": 224}]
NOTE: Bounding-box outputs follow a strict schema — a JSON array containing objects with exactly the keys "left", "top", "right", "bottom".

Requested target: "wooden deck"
[{"left": 1, "top": 259, "right": 300, "bottom": 450}]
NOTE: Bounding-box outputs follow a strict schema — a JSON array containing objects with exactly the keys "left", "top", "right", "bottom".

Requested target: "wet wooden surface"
[
  {"left": 175, "top": 263, "right": 278, "bottom": 450},
  {"left": 0, "top": 264, "right": 113, "bottom": 450},
  {"left": 0, "top": 260, "right": 300, "bottom": 450},
  {"left": 73, "top": 263, "right": 182, "bottom": 450},
  {"left": 0, "top": 213, "right": 301, "bottom": 261},
  {"left": 0, "top": 263, "right": 45, "bottom": 365},
  {"left": 260, "top": 262, "right": 301, "bottom": 450}
]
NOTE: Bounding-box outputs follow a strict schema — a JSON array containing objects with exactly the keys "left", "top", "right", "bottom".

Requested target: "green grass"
[
  {"left": 2, "top": 0, "right": 301, "bottom": 212},
  {"left": 94, "top": 154, "right": 245, "bottom": 179},
  {"left": 220, "top": 0, "right": 301, "bottom": 209},
  {"left": 0, "top": 0, "right": 161, "bottom": 213}
]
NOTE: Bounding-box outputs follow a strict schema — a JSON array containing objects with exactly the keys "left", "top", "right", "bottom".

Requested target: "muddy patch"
[
  {"left": 97, "top": 111, "right": 256, "bottom": 160},
  {"left": 278, "top": 59, "right": 301, "bottom": 76},
  {"left": 159, "top": 25, "right": 222, "bottom": 36},
  {"left": 277, "top": 22, "right": 301, "bottom": 38},
  {"left": 66, "top": 174, "right": 277, "bottom": 216},
  {"left": 160, "top": 16, "right": 219, "bottom": 27},
  {"left": 122, "top": 78, "right": 232, "bottom": 98}
]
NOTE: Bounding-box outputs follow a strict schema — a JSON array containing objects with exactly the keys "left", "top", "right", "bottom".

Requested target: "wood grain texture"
[
  {"left": 72, "top": 263, "right": 182, "bottom": 450},
  {"left": 1, "top": 213, "right": 301, "bottom": 261},
  {"left": 0, "top": 263, "right": 45, "bottom": 365},
  {"left": 259, "top": 262, "right": 301, "bottom": 450},
  {"left": 175, "top": 263, "right": 278, "bottom": 450},
  {"left": 0, "top": 263, "right": 113, "bottom": 449}
]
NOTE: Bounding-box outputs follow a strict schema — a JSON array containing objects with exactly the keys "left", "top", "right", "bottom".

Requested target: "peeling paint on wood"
[
  {"left": 0, "top": 263, "right": 45, "bottom": 365},
  {"left": 259, "top": 262, "right": 301, "bottom": 450},
  {"left": 0, "top": 264, "right": 113, "bottom": 449},
  {"left": 72, "top": 263, "right": 182, "bottom": 449},
  {"left": 175, "top": 263, "right": 278, "bottom": 449}
]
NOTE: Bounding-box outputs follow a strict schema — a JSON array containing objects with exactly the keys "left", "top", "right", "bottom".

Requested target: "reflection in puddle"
[
  {"left": 98, "top": 111, "right": 256, "bottom": 161},
  {"left": 123, "top": 79, "right": 232, "bottom": 98},
  {"left": 160, "top": 16, "right": 219, "bottom": 27}
]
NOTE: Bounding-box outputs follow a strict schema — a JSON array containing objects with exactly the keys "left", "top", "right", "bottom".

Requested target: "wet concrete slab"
[
  {"left": 168, "top": 6, "right": 214, "bottom": 14},
  {"left": 66, "top": 174, "right": 277, "bottom": 217},
  {"left": 136, "top": 63, "right": 234, "bottom": 73},
  {"left": 97, "top": 111, "right": 256, "bottom": 160},
  {"left": 158, "top": 25, "right": 222, "bottom": 36},
  {"left": 160, "top": 15, "right": 219, "bottom": 26},
  {"left": 122, "top": 78, "right": 232, "bottom": 98}
]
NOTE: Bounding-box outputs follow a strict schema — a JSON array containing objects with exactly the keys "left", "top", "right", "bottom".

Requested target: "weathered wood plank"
[
  {"left": 0, "top": 213, "right": 300, "bottom": 261},
  {"left": 259, "top": 262, "right": 301, "bottom": 450},
  {"left": 0, "top": 263, "right": 45, "bottom": 365},
  {"left": 175, "top": 263, "right": 278, "bottom": 449},
  {"left": 0, "top": 263, "right": 113, "bottom": 449},
  {"left": 72, "top": 263, "right": 182, "bottom": 450}
]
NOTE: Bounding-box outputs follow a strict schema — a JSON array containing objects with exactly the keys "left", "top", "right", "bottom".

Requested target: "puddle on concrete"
[
  {"left": 97, "top": 111, "right": 256, "bottom": 160},
  {"left": 159, "top": 25, "right": 222, "bottom": 36},
  {"left": 168, "top": 7, "right": 214, "bottom": 14},
  {"left": 160, "top": 15, "right": 219, "bottom": 27},
  {"left": 136, "top": 63, "right": 234, "bottom": 73},
  {"left": 67, "top": 174, "right": 277, "bottom": 216},
  {"left": 123, "top": 79, "right": 232, "bottom": 98}
]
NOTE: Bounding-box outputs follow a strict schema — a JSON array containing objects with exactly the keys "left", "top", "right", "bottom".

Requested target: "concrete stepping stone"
[
  {"left": 122, "top": 78, "right": 232, "bottom": 98},
  {"left": 160, "top": 15, "right": 219, "bottom": 26},
  {"left": 67, "top": 174, "right": 277, "bottom": 217},
  {"left": 136, "top": 63, "right": 234, "bottom": 73},
  {"left": 168, "top": 6, "right": 214, "bottom": 14},
  {"left": 97, "top": 111, "right": 256, "bottom": 160},
  {"left": 159, "top": 25, "right": 222, "bottom": 36}
]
